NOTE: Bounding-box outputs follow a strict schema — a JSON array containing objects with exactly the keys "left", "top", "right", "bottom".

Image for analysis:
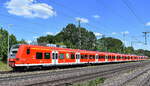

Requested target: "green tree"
[
  {"left": 9, "top": 34, "right": 17, "bottom": 47},
  {"left": 55, "top": 24, "right": 97, "bottom": 50},
  {"left": 17, "top": 39, "right": 27, "bottom": 44},
  {"left": 55, "top": 24, "right": 77, "bottom": 48},
  {"left": 97, "top": 37, "right": 124, "bottom": 53},
  {"left": 0, "top": 28, "right": 19, "bottom": 61},
  {"left": 37, "top": 35, "right": 55, "bottom": 44},
  {"left": 124, "top": 47, "right": 134, "bottom": 54},
  {"left": 0, "top": 28, "right": 9, "bottom": 61}
]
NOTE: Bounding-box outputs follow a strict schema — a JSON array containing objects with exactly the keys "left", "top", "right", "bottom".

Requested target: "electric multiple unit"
[{"left": 8, "top": 44, "right": 148, "bottom": 69}]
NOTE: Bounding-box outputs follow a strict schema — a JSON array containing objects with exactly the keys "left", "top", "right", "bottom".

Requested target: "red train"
[{"left": 8, "top": 44, "right": 148, "bottom": 70}]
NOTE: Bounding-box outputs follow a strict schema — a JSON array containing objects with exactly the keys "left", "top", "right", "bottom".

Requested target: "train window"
[
  {"left": 71, "top": 54, "right": 75, "bottom": 59},
  {"left": 93, "top": 55, "right": 95, "bottom": 59},
  {"left": 12, "top": 51, "right": 17, "bottom": 54},
  {"left": 79, "top": 55, "right": 81, "bottom": 59},
  {"left": 76, "top": 55, "right": 78, "bottom": 59},
  {"left": 89, "top": 55, "right": 92, "bottom": 59},
  {"left": 100, "top": 56, "right": 103, "bottom": 59},
  {"left": 59, "top": 54, "right": 64, "bottom": 59},
  {"left": 103, "top": 56, "right": 105, "bottom": 59},
  {"left": 81, "top": 55, "right": 84, "bottom": 59},
  {"left": 96, "top": 55, "right": 99, "bottom": 59},
  {"left": 105, "top": 56, "right": 108, "bottom": 59},
  {"left": 113, "top": 56, "right": 114, "bottom": 59},
  {"left": 56, "top": 53, "right": 58, "bottom": 59},
  {"left": 117, "top": 56, "right": 119, "bottom": 59},
  {"left": 44, "top": 53, "right": 50, "bottom": 59},
  {"left": 52, "top": 53, "right": 58, "bottom": 59},
  {"left": 98, "top": 56, "right": 100, "bottom": 59},
  {"left": 113, "top": 56, "right": 115, "bottom": 59},
  {"left": 85, "top": 55, "right": 88, "bottom": 59},
  {"left": 36, "top": 52, "right": 43, "bottom": 59},
  {"left": 52, "top": 53, "right": 55, "bottom": 59},
  {"left": 66, "top": 53, "right": 70, "bottom": 59},
  {"left": 89, "top": 55, "right": 94, "bottom": 59},
  {"left": 27, "top": 48, "right": 30, "bottom": 55},
  {"left": 76, "top": 54, "right": 80, "bottom": 59}
]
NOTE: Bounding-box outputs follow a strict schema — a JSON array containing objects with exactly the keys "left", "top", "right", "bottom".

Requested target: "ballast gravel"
[
  {"left": 0, "top": 61, "right": 149, "bottom": 86},
  {"left": 101, "top": 64, "right": 150, "bottom": 86}
]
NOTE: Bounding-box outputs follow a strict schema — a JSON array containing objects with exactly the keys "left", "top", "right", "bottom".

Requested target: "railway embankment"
[
  {"left": 0, "top": 61, "right": 149, "bottom": 86},
  {"left": 101, "top": 61, "right": 150, "bottom": 86}
]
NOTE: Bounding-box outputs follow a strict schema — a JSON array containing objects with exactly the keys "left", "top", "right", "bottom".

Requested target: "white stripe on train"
[{"left": 15, "top": 60, "right": 139, "bottom": 67}]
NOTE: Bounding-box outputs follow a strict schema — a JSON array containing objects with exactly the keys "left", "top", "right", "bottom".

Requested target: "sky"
[{"left": 0, "top": 0, "right": 150, "bottom": 50}]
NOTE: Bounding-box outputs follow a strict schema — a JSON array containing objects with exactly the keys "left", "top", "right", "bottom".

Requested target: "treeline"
[
  {"left": 37, "top": 24, "right": 150, "bottom": 57},
  {"left": 0, "top": 28, "right": 26, "bottom": 61},
  {"left": 37, "top": 24, "right": 96, "bottom": 50},
  {"left": 0, "top": 24, "right": 150, "bottom": 62}
]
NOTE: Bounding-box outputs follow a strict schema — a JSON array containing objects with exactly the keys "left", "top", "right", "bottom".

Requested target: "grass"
[
  {"left": 72, "top": 77, "right": 105, "bottom": 86},
  {"left": 0, "top": 61, "right": 12, "bottom": 71}
]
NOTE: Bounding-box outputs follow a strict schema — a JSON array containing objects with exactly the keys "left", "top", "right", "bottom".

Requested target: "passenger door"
[
  {"left": 52, "top": 51, "right": 58, "bottom": 65},
  {"left": 105, "top": 55, "right": 108, "bottom": 62},
  {"left": 95, "top": 54, "right": 99, "bottom": 63},
  {"left": 76, "top": 53, "right": 80, "bottom": 64}
]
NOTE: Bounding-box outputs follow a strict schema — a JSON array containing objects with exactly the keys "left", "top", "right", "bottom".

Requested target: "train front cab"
[{"left": 8, "top": 44, "right": 21, "bottom": 68}]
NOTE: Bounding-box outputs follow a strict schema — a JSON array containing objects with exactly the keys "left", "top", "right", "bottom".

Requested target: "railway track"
[
  {"left": 101, "top": 61, "right": 150, "bottom": 86},
  {"left": 27, "top": 64, "right": 142, "bottom": 86},
  {"left": 140, "top": 72, "right": 150, "bottom": 86},
  {"left": 119, "top": 67, "right": 150, "bottom": 86},
  {"left": 0, "top": 61, "right": 149, "bottom": 86},
  {"left": 0, "top": 62, "right": 132, "bottom": 76},
  {"left": 0, "top": 71, "right": 12, "bottom": 74}
]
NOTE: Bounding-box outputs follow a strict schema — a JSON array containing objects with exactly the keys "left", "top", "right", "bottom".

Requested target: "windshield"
[{"left": 9, "top": 44, "right": 20, "bottom": 58}]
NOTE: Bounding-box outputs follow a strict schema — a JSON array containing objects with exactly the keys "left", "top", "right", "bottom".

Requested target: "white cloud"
[
  {"left": 46, "top": 32, "right": 54, "bottom": 35},
  {"left": 112, "top": 32, "right": 117, "bottom": 35},
  {"left": 33, "top": 36, "right": 38, "bottom": 39},
  {"left": 121, "top": 31, "right": 129, "bottom": 34},
  {"left": 94, "top": 32, "right": 103, "bottom": 37},
  {"left": 27, "top": 40, "right": 32, "bottom": 44},
  {"left": 5, "top": 0, "right": 56, "bottom": 19},
  {"left": 75, "top": 17, "right": 89, "bottom": 23},
  {"left": 145, "top": 22, "right": 150, "bottom": 26},
  {"left": 93, "top": 15, "right": 100, "bottom": 19}
]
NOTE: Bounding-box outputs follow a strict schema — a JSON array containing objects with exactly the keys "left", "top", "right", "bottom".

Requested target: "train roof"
[{"left": 19, "top": 44, "right": 147, "bottom": 57}]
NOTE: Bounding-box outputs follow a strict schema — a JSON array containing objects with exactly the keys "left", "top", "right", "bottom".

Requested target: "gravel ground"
[
  {"left": 0, "top": 61, "right": 149, "bottom": 86},
  {"left": 101, "top": 62, "right": 150, "bottom": 86},
  {"left": 0, "top": 62, "right": 137, "bottom": 78}
]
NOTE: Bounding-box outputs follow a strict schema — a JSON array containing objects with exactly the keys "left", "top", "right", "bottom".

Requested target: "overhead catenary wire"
[
  {"left": 1, "top": 0, "right": 147, "bottom": 46},
  {"left": 121, "top": 0, "right": 149, "bottom": 46},
  {"left": 96, "top": 0, "right": 137, "bottom": 31},
  {"left": 47, "top": 0, "right": 111, "bottom": 34},
  {"left": 121, "top": 0, "right": 145, "bottom": 25}
]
